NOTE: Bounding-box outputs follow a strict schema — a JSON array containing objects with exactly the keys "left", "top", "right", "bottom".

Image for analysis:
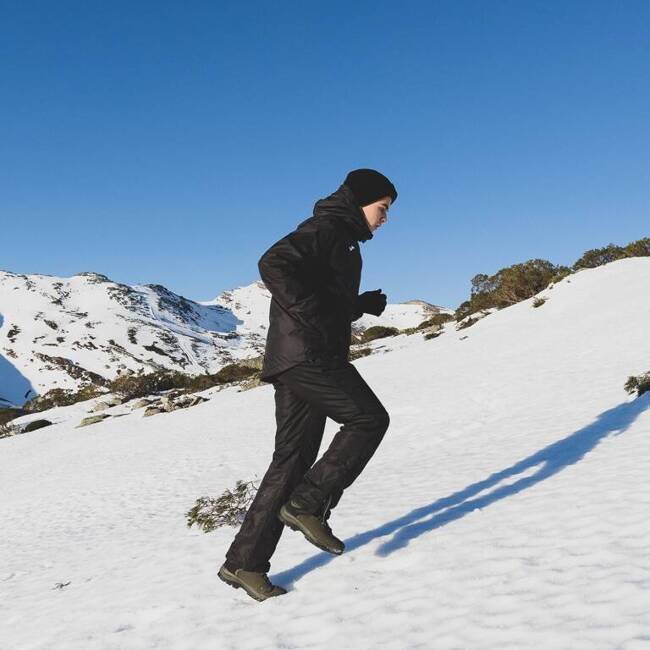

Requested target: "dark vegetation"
[
  {"left": 4, "top": 235, "right": 647, "bottom": 431},
  {"left": 359, "top": 325, "right": 400, "bottom": 343},
  {"left": 108, "top": 363, "right": 258, "bottom": 400},
  {"left": 455, "top": 259, "right": 564, "bottom": 321},
  {"left": 624, "top": 372, "right": 650, "bottom": 398},
  {"left": 186, "top": 480, "right": 259, "bottom": 532},
  {"left": 416, "top": 313, "right": 454, "bottom": 329},
  {"left": 0, "top": 408, "right": 26, "bottom": 426},
  {"left": 24, "top": 385, "right": 105, "bottom": 412},
  {"left": 17, "top": 361, "right": 262, "bottom": 418},
  {"left": 455, "top": 236, "right": 650, "bottom": 321}
]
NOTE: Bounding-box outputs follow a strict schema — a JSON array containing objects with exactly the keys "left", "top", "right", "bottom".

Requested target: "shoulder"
[
  {"left": 313, "top": 217, "right": 357, "bottom": 245},
  {"left": 288, "top": 216, "right": 357, "bottom": 256}
]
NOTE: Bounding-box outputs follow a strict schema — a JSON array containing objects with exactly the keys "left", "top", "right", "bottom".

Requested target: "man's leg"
[
  {"left": 278, "top": 360, "right": 390, "bottom": 517},
  {"left": 224, "top": 381, "right": 327, "bottom": 573}
]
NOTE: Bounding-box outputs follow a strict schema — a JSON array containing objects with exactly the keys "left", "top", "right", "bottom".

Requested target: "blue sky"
[{"left": 2, "top": 1, "right": 649, "bottom": 309}]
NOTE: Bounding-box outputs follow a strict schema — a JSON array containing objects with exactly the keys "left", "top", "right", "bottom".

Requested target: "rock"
[
  {"left": 187, "top": 395, "right": 209, "bottom": 407},
  {"left": 77, "top": 414, "right": 110, "bottom": 428},
  {"left": 144, "top": 406, "right": 164, "bottom": 417},
  {"left": 131, "top": 398, "right": 152, "bottom": 410},
  {"left": 160, "top": 397, "right": 176, "bottom": 412},
  {"left": 22, "top": 419, "right": 53, "bottom": 433},
  {"left": 104, "top": 396, "right": 124, "bottom": 407},
  {"left": 91, "top": 401, "right": 111, "bottom": 412}
]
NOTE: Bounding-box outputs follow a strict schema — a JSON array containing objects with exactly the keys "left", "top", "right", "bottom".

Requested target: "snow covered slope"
[
  {"left": 0, "top": 271, "right": 270, "bottom": 405},
  {"left": 2, "top": 258, "right": 649, "bottom": 649},
  {"left": 0, "top": 270, "right": 441, "bottom": 406}
]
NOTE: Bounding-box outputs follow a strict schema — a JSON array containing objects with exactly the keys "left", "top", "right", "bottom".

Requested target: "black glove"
[{"left": 358, "top": 289, "right": 387, "bottom": 316}]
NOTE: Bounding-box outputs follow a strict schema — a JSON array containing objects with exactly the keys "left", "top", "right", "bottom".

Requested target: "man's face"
[{"left": 361, "top": 196, "right": 392, "bottom": 233}]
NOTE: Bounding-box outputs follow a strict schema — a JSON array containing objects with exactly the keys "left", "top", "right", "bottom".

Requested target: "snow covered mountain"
[
  {"left": 0, "top": 269, "right": 446, "bottom": 406},
  {"left": 2, "top": 257, "right": 649, "bottom": 649}
]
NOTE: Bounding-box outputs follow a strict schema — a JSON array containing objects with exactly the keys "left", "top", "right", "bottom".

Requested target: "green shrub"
[
  {"left": 24, "top": 385, "right": 105, "bottom": 413},
  {"left": 0, "top": 408, "right": 26, "bottom": 426},
  {"left": 360, "top": 325, "right": 400, "bottom": 343},
  {"left": 573, "top": 237, "right": 650, "bottom": 270},
  {"left": 547, "top": 266, "right": 573, "bottom": 285},
  {"left": 108, "top": 370, "right": 192, "bottom": 399},
  {"left": 624, "top": 372, "right": 650, "bottom": 398},
  {"left": 212, "top": 364, "right": 257, "bottom": 384},
  {"left": 453, "top": 236, "right": 650, "bottom": 324},
  {"left": 416, "top": 313, "right": 454, "bottom": 330},
  {"left": 623, "top": 237, "right": 650, "bottom": 257},
  {"left": 0, "top": 423, "right": 18, "bottom": 439},
  {"left": 108, "top": 364, "right": 260, "bottom": 400},
  {"left": 186, "top": 480, "right": 259, "bottom": 532},
  {"left": 573, "top": 244, "right": 627, "bottom": 270},
  {"left": 455, "top": 259, "right": 560, "bottom": 320},
  {"left": 457, "top": 316, "right": 479, "bottom": 330},
  {"left": 349, "top": 346, "right": 373, "bottom": 361}
]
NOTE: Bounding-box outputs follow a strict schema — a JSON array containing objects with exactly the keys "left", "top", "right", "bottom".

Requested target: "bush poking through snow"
[
  {"left": 454, "top": 236, "right": 650, "bottom": 321},
  {"left": 0, "top": 423, "right": 18, "bottom": 439},
  {"left": 624, "top": 372, "right": 650, "bottom": 398},
  {"left": 186, "top": 480, "right": 259, "bottom": 532},
  {"left": 0, "top": 408, "right": 26, "bottom": 427},
  {"left": 349, "top": 346, "right": 373, "bottom": 361},
  {"left": 360, "top": 325, "right": 400, "bottom": 343},
  {"left": 416, "top": 313, "right": 454, "bottom": 330},
  {"left": 456, "top": 259, "right": 561, "bottom": 320},
  {"left": 24, "top": 385, "right": 105, "bottom": 413},
  {"left": 457, "top": 316, "right": 480, "bottom": 330},
  {"left": 533, "top": 297, "right": 547, "bottom": 308},
  {"left": 108, "top": 364, "right": 259, "bottom": 400}
]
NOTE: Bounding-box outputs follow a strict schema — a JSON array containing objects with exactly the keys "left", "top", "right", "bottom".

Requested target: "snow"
[
  {"left": 0, "top": 271, "right": 437, "bottom": 405},
  {"left": 2, "top": 257, "right": 650, "bottom": 649},
  {"left": 0, "top": 270, "right": 271, "bottom": 404}
]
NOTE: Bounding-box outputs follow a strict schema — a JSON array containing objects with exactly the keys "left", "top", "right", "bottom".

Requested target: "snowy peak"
[
  {"left": 0, "top": 270, "right": 270, "bottom": 405},
  {"left": 0, "top": 270, "right": 443, "bottom": 405}
]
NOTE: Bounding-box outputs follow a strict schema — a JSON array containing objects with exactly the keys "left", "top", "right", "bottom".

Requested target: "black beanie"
[{"left": 343, "top": 168, "right": 398, "bottom": 208}]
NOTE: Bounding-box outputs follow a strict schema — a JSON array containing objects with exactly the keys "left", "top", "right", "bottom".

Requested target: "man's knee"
[
  {"left": 376, "top": 409, "right": 390, "bottom": 433},
  {"left": 354, "top": 408, "right": 390, "bottom": 435}
]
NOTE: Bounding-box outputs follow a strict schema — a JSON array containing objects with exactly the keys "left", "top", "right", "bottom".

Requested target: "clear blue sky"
[{"left": 2, "top": 1, "right": 649, "bottom": 309}]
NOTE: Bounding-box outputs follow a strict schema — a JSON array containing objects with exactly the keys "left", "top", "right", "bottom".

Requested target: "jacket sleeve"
[
  {"left": 257, "top": 228, "right": 324, "bottom": 338},
  {"left": 258, "top": 224, "right": 363, "bottom": 330},
  {"left": 350, "top": 298, "right": 364, "bottom": 321},
  {"left": 317, "top": 227, "right": 364, "bottom": 323}
]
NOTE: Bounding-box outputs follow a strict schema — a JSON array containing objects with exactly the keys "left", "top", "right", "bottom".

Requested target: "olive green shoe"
[
  {"left": 278, "top": 499, "right": 345, "bottom": 555},
  {"left": 218, "top": 564, "right": 287, "bottom": 602}
]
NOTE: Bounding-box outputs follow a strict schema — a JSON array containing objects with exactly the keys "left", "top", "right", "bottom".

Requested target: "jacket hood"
[{"left": 311, "top": 184, "right": 374, "bottom": 242}]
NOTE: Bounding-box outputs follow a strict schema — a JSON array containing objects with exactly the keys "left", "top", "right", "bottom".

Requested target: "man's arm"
[
  {"left": 258, "top": 225, "right": 363, "bottom": 329},
  {"left": 350, "top": 298, "right": 364, "bottom": 321},
  {"left": 258, "top": 228, "right": 324, "bottom": 338}
]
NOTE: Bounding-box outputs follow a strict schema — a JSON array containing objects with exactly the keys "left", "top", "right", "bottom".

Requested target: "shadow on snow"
[
  {"left": 0, "top": 313, "right": 37, "bottom": 407},
  {"left": 272, "top": 395, "right": 650, "bottom": 588}
]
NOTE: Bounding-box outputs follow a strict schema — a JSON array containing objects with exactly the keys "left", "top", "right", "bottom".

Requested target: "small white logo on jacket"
[{"left": 348, "top": 244, "right": 356, "bottom": 252}]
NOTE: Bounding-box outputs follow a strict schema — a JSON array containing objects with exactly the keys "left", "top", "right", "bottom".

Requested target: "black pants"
[{"left": 224, "top": 359, "right": 390, "bottom": 573}]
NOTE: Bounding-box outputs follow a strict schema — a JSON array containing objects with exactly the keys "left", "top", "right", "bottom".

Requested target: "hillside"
[
  {"left": 2, "top": 258, "right": 649, "bottom": 649},
  {"left": 0, "top": 270, "right": 444, "bottom": 406}
]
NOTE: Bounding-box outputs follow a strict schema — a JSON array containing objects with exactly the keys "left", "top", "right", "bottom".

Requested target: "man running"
[{"left": 219, "top": 169, "right": 397, "bottom": 601}]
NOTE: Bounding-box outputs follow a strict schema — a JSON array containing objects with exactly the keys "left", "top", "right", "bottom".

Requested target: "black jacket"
[{"left": 258, "top": 183, "right": 373, "bottom": 383}]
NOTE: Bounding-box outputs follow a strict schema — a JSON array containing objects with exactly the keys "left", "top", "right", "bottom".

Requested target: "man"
[{"left": 219, "top": 169, "right": 397, "bottom": 602}]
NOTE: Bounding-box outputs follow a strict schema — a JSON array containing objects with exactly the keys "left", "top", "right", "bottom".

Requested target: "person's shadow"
[{"left": 271, "top": 395, "right": 650, "bottom": 588}]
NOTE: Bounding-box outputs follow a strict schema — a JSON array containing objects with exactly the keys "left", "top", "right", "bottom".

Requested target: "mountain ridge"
[{"left": 0, "top": 270, "right": 446, "bottom": 405}]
